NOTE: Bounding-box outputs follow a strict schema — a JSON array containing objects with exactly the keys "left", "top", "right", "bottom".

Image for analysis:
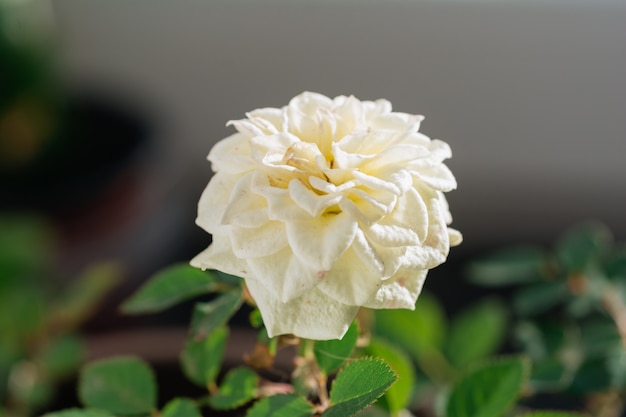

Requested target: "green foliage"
[
  {"left": 466, "top": 246, "right": 547, "bottom": 286},
  {"left": 191, "top": 288, "right": 243, "bottom": 340},
  {"left": 314, "top": 321, "right": 359, "bottom": 374},
  {"left": 245, "top": 394, "right": 315, "bottom": 417},
  {"left": 78, "top": 356, "right": 157, "bottom": 415},
  {"left": 446, "top": 299, "right": 507, "bottom": 369},
  {"left": 121, "top": 264, "right": 221, "bottom": 314},
  {"left": 41, "top": 409, "right": 115, "bottom": 417},
  {"left": 180, "top": 326, "right": 228, "bottom": 387},
  {"left": 374, "top": 293, "right": 446, "bottom": 358},
  {"left": 520, "top": 413, "right": 588, "bottom": 417},
  {"left": 446, "top": 356, "right": 529, "bottom": 417},
  {"left": 364, "top": 338, "right": 415, "bottom": 415},
  {"left": 161, "top": 398, "right": 203, "bottom": 417},
  {"left": 322, "top": 357, "right": 397, "bottom": 417},
  {"left": 555, "top": 222, "right": 611, "bottom": 272},
  {"left": 209, "top": 367, "right": 258, "bottom": 410},
  {"left": 37, "top": 335, "right": 84, "bottom": 379},
  {"left": 513, "top": 282, "right": 570, "bottom": 316}
]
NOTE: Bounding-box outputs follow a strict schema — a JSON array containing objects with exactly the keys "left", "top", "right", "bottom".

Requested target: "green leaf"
[
  {"left": 446, "top": 356, "right": 530, "bottom": 417},
  {"left": 180, "top": 326, "right": 228, "bottom": 387},
  {"left": 315, "top": 320, "right": 359, "bottom": 374},
  {"left": 209, "top": 367, "right": 258, "bottom": 410},
  {"left": 373, "top": 293, "right": 446, "bottom": 356},
  {"left": 42, "top": 409, "right": 115, "bottom": 417},
  {"left": 513, "top": 282, "right": 570, "bottom": 316},
  {"left": 364, "top": 338, "right": 415, "bottom": 415},
  {"left": 520, "top": 413, "right": 588, "bottom": 417},
  {"left": 79, "top": 356, "right": 157, "bottom": 415},
  {"left": 52, "top": 263, "right": 121, "bottom": 331},
  {"left": 556, "top": 222, "right": 612, "bottom": 272},
  {"left": 466, "top": 246, "right": 547, "bottom": 286},
  {"left": 191, "top": 289, "right": 243, "bottom": 340},
  {"left": 530, "top": 359, "right": 571, "bottom": 391},
  {"left": 162, "top": 398, "right": 202, "bottom": 417},
  {"left": 322, "top": 357, "right": 397, "bottom": 417},
  {"left": 37, "top": 334, "right": 84, "bottom": 378},
  {"left": 121, "top": 264, "right": 220, "bottom": 314},
  {"left": 246, "top": 394, "right": 315, "bottom": 417},
  {"left": 215, "top": 270, "right": 244, "bottom": 286},
  {"left": 569, "top": 357, "right": 612, "bottom": 394},
  {"left": 446, "top": 299, "right": 507, "bottom": 369}
]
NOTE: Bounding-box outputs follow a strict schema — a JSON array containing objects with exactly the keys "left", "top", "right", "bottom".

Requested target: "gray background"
[{"left": 49, "top": 1, "right": 626, "bottom": 261}]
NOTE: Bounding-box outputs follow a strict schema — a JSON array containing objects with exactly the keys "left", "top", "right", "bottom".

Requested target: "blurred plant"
[
  {"left": 42, "top": 244, "right": 613, "bottom": 416},
  {"left": 0, "top": 215, "right": 120, "bottom": 417},
  {"left": 467, "top": 221, "right": 626, "bottom": 417}
]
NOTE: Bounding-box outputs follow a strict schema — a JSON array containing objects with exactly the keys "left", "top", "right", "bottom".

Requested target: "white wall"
[{"left": 52, "top": 1, "right": 626, "bottom": 247}]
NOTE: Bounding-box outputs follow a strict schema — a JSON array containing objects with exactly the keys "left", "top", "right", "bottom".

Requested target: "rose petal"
[
  {"left": 247, "top": 247, "right": 319, "bottom": 302},
  {"left": 190, "top": 236, "right": 250, "bottom": 278},
  {"left": 286, "top": 211, "right": 358, "bottom": 270},
  {"left": 317, "top": 247, "right": 385, "bottom": 306},
  {"left": 245, "top": 279, "right": 358, "bottom": 340},
  {"left": 230, "top": 221, "right": 288, "bottom": 258},
  {"left": 364, "top": 269, "right": 428, "bottom": 309}
]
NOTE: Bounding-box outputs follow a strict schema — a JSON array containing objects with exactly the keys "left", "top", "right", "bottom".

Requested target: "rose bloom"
[{"left": 192, "top": 92, "right": 461, "bottom": 340}]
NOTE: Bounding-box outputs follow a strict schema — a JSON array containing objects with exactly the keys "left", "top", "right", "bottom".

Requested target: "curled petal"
[{"left": 364, "top": 269, "right": 428, "bottom": 309}]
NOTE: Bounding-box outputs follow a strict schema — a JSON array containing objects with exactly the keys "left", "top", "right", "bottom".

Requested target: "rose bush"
[{"left": 191, "top": 92, "right": 461, "bottom": 340}]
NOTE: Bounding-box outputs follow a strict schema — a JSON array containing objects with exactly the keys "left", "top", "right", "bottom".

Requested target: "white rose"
[{"left": 191, "top": 92, "right": 462, "bottom": 340}]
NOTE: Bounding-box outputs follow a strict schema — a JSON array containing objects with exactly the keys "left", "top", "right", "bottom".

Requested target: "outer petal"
[
  {"left": 317, "top": 247, "right": 385, "bottom": 306},
  {"left": 247, "top": 247, "right": 320, "bottom": 302},
  {"left": 196, "top": 172, "right": 243, "bottom": 233},
  {"left": 190, "top": 236, "right": 250, "bottom": 279},
  {"left": 364, "top": 269, "right": 428, "bottom": 309},
  {"left": 245, "top": 278, "right": 358, "bottom": 340}
]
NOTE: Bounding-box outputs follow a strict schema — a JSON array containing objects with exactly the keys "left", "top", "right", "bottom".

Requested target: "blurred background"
[
  {"left": 1, "top": 0, "right": 625, "bottom": 400},
  {"left": 1, "top": 0, "right": 625, "bottom": 413}
]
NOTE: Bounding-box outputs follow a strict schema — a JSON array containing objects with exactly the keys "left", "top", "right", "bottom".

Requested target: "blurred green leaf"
[
  {"left": 513, "top": 282, "right": 570, "bottom": 316},
  {"left": 555, "top": 222, "right": 612, "bottom": 272},
  {"left": 37, "top": 334, "right": 84, "bottom": 378},
  {"left": 322, "top": 357, "right": 397, "bottom": 417},
  {"left": 446, "top": 356, "right": 529, "bottom": 417},
  {"left": 466, "top": 246, "right": 547, "bottom": 286},
  {"left": 514, "top": 320, "right": 573, "bottom": 361},
  {"left": 52, "top": 262, "right": 121, "bottom": 331},
  {"left": 0, "top": 285, "right": 46, "bottom": 350},
  {"left": 42, "top": 409, "right": 115, "bottom": 417},
  {"left": 121, "top": 264, "right": 221, "bottom": 314},
  {"left": 374, "top": 293, "right": 446, "bottom": 356},
  {"left": 446, "top": 299, "right": 507, "bottom": 369},
  {"left": 314, "top": 321, "right": 358, "bottom": 375},
  {"left": 79, "top": 356, "right": 157, "bottom": 415},
  {"left": 519, "top": 413, "right": 587, "bottom": 417},
  {"left": 530, "top": 358, "right": 570, "bottom": 391},
  {"left": 568, "top": 357, "right": 611, "bottom": 394},
  {"left": 245, "top": 394, "right": 315, "bottom": 417},
  {"left": 215, "top": 270, "right": 244, "bottom": 286},
  {"left": 579, "top": 318, "right": 621, "bottom": 358},
  {"left": 604, "top": 247, "right": 626, "bottom": 280},
  {"left": 209, "top": 367, "right": 258, "bottom": 410},
  {"left": 191, "top": 289, "right": 243, "bottom": 340},
  {"left": 161, "top": 398, "right": 202, "bottom": 417},
  {"left": 364, "top": 338, "right": 415, "bottom": 415},
  {"left": 180, "top": 326, "right": 228, "bottom": 388},
  {"left": 0, "top": 215, "right": 54, "bottom": 286}
]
